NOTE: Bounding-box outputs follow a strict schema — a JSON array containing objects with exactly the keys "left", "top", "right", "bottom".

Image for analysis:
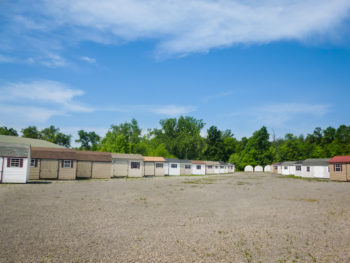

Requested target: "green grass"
[
  {"left": 276, "top": 175, "right": 329, "bottom": 182},
  {"left": 182, "top": 178, "right": 220, "bottom": 184}
]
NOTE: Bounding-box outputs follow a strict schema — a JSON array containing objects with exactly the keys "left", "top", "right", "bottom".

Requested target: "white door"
[
  {"left": 0, "top": 157, "right": 3, "bottom": 183},
  {"left": 164, "top": 163, "right": 169, "bottom": 175}
]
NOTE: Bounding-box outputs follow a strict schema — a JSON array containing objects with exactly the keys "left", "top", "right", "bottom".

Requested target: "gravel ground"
[{"left": 1, "top": 173, "right": 350, "bottom": 263}]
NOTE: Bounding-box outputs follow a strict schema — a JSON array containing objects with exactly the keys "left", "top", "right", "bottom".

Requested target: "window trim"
[
  {"left": 196, "top": 165, "right": 201, "bottom": 170},
  {"left": 171, "top": 163, "right": 178, "bottom": 169},
  {"left": 30, "top": 159, "right": 38, "bottom": 167},
  {"left": 185, "top": 164, "right": 191, "bottom": 169},
  {"left": 155, "top": 162, "right": 163, "bottom": 168},
  {"left": 306, "top": 166, "right": 310, "bottom": 172},
  {"left": 62, "top": 160, "right": 73, "bottom": 168},
  {"left": 8, "top": 158, "right": 23, "bottom": 168},
  {"left": 335, "top": 163, "right": 342, "bottom": 172},
  {"left": 131, "top": 161, "right": 140, "bottom": 169},
  {"left": 296, "top": 165, "right": 301, "bottom": 171}
]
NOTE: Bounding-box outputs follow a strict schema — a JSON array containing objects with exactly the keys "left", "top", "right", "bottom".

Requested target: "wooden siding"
[
  {"left": 329, "top": 164, "right": 350, "bottom": 181},
  {"left": 144, "top": 162, "right": 155, "bottom": 176},
  {"left": 112, "top": 159, "right": 128, "bottom": 177},
  {"left": 40, "top": 159, "right": 59, "bottom": 179},
  {"left": 30, "top": 159, "right": 41, "bottom": 180},
  {"left": 77, "top": 161, "right": 92, "bottom": 178},
  {"left": 58, "top": 160, "right": 76, "bottom": 180},
  {"left": 92, "top": 162, "right": 111, "bottom": 179}
]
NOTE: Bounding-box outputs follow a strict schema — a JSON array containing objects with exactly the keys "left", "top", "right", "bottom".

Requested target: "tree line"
[{"left": 1, "top": 116, "right": 350, "bottom": 170}]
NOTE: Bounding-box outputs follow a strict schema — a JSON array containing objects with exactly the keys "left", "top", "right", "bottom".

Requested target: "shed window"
[
  {"left": 185, "top": 164, "right": 191, "bottom": 169},
  {"left": 131, "top": 162, "right": 140, "bottom": 169},
  {"left": 196, "top": 165, "right": 201, "bottom": 170},
  {"left": 296, "top": 166, "right": 301, "bottom": 171},
  {"left": 62, "top": 160, "right": 73, "bottom": 168},
  {"left": 155, "top": 163, "right": 163, "bottom": 168},
  {"left": 171, "top": 164, "right": 178, "bottom": 168},
  {"left": 284, "top": 166, "right": 288, "bottom": 170},
  {"left": 274, "top": 166, "right": 277, "bottom": 169},
  {"left": 8, "top": 158, "right": 23, "bottom": 168},
  {"left": 335, "top": 163, "right": 342, "bottom": 172},
  {"left": 215, "top": 166, "right": 218, "bottom": 169},
  {"left": 208, "top": 165, "right": 213, "bottom": 169},
  {"left": 30, "top": 159, "right": 38, "bottom": 167},
  {"left": 306, "top": 166, "right": 310, "bottom": 172},
  {"left": 220, "top": 166, "right": 224, "bottom": 169}
]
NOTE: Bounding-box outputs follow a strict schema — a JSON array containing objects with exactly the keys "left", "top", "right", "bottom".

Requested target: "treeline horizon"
[{"left": 1, "top": 116, "right": 350, "bottom": 170}]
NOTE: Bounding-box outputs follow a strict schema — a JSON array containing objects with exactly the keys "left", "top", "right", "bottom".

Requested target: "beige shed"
[
  {"left": 204, "top": 161, "right": 220, "bottom": 174},
  {"left": 144, "top": 156, "right": 166, "bottom": 177},
  {"left": 30, "top": 147, "right": 77, "bottom": 180},
  {"left": 112, "top": 153, "right": 144, "bottom": 177},
  {"left": 75, "top": 151, "right": 112, "bottom": 179}
]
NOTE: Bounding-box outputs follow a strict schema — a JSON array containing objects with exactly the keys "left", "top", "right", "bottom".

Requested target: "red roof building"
[{"left": 328, "top": 156, "right": 350, "bottom": 181}]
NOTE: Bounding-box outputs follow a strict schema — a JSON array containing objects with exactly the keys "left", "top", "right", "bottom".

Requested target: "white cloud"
[
  {"left": 0, "top": 54, "right": 15, "bottom": 63},
  {"left": 0, "top": 80, "right": 93, "bottom": 124},
  {"left": 80, "top": 56, "right": 96, "bottom": 63},
  {"left": 40, "top": 54, "right": 67, "bottom": 67},
  {"left": 2, "top": 0, "right": 350, "bottom": 57},
  {"left": 228, "top": 103, "right": 331, "bottom": 126},
  {"left": 202, "top": 90, "right": 232, "bottom": 103}
]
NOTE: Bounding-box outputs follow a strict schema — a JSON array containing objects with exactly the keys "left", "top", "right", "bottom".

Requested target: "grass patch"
[
  {"left": 277, "top": 175, "right": 329, "bottom": 182},
  {"left": 237, "top": 181, "right": 250, "bottom": 185},
  {"left": 182, "top": 178, "right": 219, "bottom": 184}
]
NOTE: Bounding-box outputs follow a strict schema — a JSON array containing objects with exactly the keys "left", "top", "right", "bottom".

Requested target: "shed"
[
  {"left": 30, "top": 147, "right": 77, "bottom": 180},
  {"left": 264, "top": 165, "right": 271, "bottom": 172},
  {"left": 205, "top": 161, "right": 219, "bottom": 174},
  {"left": 0, "top": 135, "right": 65, "bottom": 148},
  {"left": 244, "top": 165, "right": 253, "bottom": 172},
  {"left": 214, "top": 163, "right": 221, "bottom": 174},
  {"left": 179, "top": 159, "right": 192, "bottom": 175},
  {"left": 219, "top": 162, "right": 226, "bottom": 173},
  {"left": 294, "top": 160, "right": 304, "bottom": 177},
  {"left": 144, "top": 156, "right": 166, "bottom": 177},
  {"left": 75, "top": 151, "right": 112, "bottom": 179},
  {"left": 300, "top": 158, "right": 330, "bottom": 178},
  {"left": 191, "top": 160, "right": 206, "bottom": 175},
  {"left": 112, "top": 153, "right": 144, "bottom": 177},
  {"left": 281, "top": 161, "right": 297, "bottom": 175},
  {"left": 254, "top": 165, "right": 263, "bottom": 172},
  {"left": 0, "top": 142, "right": 30, "bottom": 183},
  {"left": 164, "top": 158, "right": 181, "bottom": 176},
  {"left": 271, "top": 163, "right": 280, "bottom": 174},
  {"left": 227, "top": 164, "right": 235, "bottom": 173},
  {"left": 328, "top": 156, "right": 350, "bottom": 181}
]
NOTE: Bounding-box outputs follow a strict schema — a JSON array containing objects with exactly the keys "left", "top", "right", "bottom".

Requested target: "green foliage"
[
  {"left": 0, "top": 126, "right": 18, "bottom": 136},
  {"left": 21, "top": 125, "right": 71, "bottom": 147},
  {"left": 22, "top": 126, "right": 40, "bottom": 139},
  {"left": 75, "top": 130, "right": 101, "bottom": 150}
]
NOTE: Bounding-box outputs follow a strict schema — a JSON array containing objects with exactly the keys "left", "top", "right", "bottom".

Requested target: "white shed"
[
  {"left": 244, "top": 165, "right": 253, "bottom": 172},
  {"left": 227, "top": 164, "right": 235, "bottom": 173},
  {"left": 214, "top": 164, "right": 220, "bottom": 174},
  {"left": 165, "top": 158, "right": 181, "bottom": 176},
  {"left": 191, "top": 160, "right": 206, "bottom": 175},
  {"left": 264, "top": 165, "right": 272, "bottom": 172},
  {"left": 300, "top": 159, "right": 330, "bottom": 178},
  {"left": 254, "top": 165, "right": 263, "bottom": 172},
  {"left": 0, "top": 142, "right": 30, "bottom": 183},
  {"left": 281, "top": 161, "right": 297, "bottom": 175},
  {"left": 219, "top": 162, "right": 226, "bottom": 173}
]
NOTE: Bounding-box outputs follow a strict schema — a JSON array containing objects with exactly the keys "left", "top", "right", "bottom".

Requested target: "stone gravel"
[{"left": 1, "top": 173, "right": 350, "bottom": 262}]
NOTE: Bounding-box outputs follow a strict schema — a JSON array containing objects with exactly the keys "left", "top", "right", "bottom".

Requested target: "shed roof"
[
  {"left": 31, "top": 147, "right": 76, "bottom": 159},
  {"left": 329, "top": 156, "right": 350, "bottom": 164},
  {"left": 281, "top": 161, "right": 297, "bottom": 166},
  {"left": 144, "top": 156, "right": 166, "bottom": 162},
  {"left": 302, "top": 158, "right": 330, "bottom": 166},
  {"left": 75, "top": 150, "right": 112, "bottom": 162},
  {"left": 0, "top": 135, "right": 65, "bottom": 148},
  {"left": 203, "top": 160, "right": 220, "bottom": 165},
  {"left": 191, "top": 160, "right": 206, "bottom": 165},
  {"left": 166, "top": 158, "right": 191, "bottom": 163},
  {"left": 0, "top": 142, "right": 30, "bottom": 157},
  {"left": 111, "top": 153, "right": 144, "bottom": 160}
]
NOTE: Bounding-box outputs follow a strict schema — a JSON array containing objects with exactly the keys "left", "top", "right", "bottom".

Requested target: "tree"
[
  {"left": 22, "top": 126, "right": 40, "bottom": 139},
  {"left": 75, "top": 130, "right": 101, "bottom": 150},
  {"left": 0, "top": 126, "right": 18, "bottom": 136}
]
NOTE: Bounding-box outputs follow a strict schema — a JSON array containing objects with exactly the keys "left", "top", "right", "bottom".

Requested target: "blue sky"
[{"left": 1, "top": 0, "right": 350, "bottom": 142}]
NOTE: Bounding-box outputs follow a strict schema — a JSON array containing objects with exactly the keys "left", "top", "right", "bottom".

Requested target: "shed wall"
[
  {"left": 92, "top": 162, "right": 111, "bottom": 179},
  {"left": 40, "top": 159, "right": 59, "bottom": 179},
  {"left": 30, "top": 159, "right": 41, "bottom": 180},
  {"left": 144, "top": 162, "right": 155, "bottom": 176},
  {"left": 112, "top": 159, "right": 128, "bottom": 177},
  {"left": 77, "top": 161, "right": 92, "bottom": 178},
  {"left": 180, "top": 164, "right": 192, "bottom": 175},
  {"left": 1, "top": 157, "right": 29, "bottom": 183},
  {"left": 329, "top": 164, "right": 350, "bottom": 181},
  {"left": 58, "top": 160, "right": 76, "bottom": 180}
]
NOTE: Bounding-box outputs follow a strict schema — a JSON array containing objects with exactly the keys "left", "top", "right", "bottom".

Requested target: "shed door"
[
  {"left": 77, "top": 161, "right": 92, "bottom": 178},
  {"left": 0, "top": 157, "right": 3, "bottom": 182},
  {"left": 40, "top": 160, "right": 59, "bottom": 179}
]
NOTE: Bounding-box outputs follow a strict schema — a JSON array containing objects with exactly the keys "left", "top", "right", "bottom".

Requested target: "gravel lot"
[{"left": 1, "top": 173, "right": 350, "bottom": 263}]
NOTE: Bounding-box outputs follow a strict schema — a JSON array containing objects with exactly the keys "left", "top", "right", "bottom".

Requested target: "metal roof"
[
  {"left": 302, "top": 158, "right": 330, "bottom": 166},
  {"left": 280, "top": 161, "right": 297, "bottom": 166},
  {"left": 329, "top": 156, "right": 350, "bottom": 164},
  {"left": 165, "top": 158, "right": 191, "bottom": 163},
  {"left": 0, "top": 142, "right": 30, "bottom": 157},
  {"left": 144, "top": 156, "right": 166, "bottom": 162},
  {"left": 0, "top": 135, "right": 65, "bottom": 148},
  {"left": 111, "top": 153, "right": 144, "bottom": 160}
]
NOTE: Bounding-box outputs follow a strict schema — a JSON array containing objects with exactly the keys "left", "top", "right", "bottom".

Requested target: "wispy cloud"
[
  {"left": 227, "top": 103, "right": 331, "bottom": 126},
  {"left": 1, "top": 0, "right": 350, "bottom": 59},
  {"left": 40, "top": 54, "right": 67, "bottom": 67},
  {"left": 0, "top": 80, "right": 92, "bottom": 123},
  {"left": 202, "top": 90, "right": 232, "bottom": 103},
  {"left": 79, "top": 56, "right": 96, "bottom": 63},
  {"left": 0, "top": 54, "right": 15, "bottom": 63}
]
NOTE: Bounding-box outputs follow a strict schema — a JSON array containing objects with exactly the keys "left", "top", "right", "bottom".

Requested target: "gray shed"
[{"left": 112, "top": 153, "right": 144, "bottom": 177}]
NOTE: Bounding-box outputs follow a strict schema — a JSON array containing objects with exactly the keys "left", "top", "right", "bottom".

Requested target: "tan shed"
[
  {"left": 112, "top": 153, "right": 144, "bottom": 177},
  {"left": 75, "top": 151, "right": 112, "bottom": 179},
  {"left": 204, "top": 161, "right": 220, "bottom": 174},
  {"left": 30, "top": 147, "right": 76, "bottom": 180},
  {"left": 180, "top": 160, "right": 192, "bottom": 175},
  {"left": 328, "top": 156, "right": 350, "bottom": 181},
  {"left": 144, "top": 156, "right": 166, "bottom": 176}
]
